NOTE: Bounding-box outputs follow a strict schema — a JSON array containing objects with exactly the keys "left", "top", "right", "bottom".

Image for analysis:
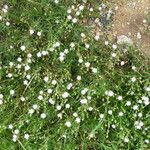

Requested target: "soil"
[{"left": 110, "top": 0, "right": 150, "bottom": 55}]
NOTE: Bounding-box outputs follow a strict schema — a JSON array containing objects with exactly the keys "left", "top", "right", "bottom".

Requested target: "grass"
[{"left": 0, "top": 0, "right": 150, "bottom": 150}]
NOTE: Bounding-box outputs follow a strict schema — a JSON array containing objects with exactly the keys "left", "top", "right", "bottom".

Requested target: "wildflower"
[
  {"left": 48, "top": 98, "right": 55, "bottom": 105},
  {"left": 67, "top": 83, "right": 73, "bottom": 90},
  {"left": 124, "top": 137, "right": 129, "bottom": 143},
  {"left": 62, "top": 92, "right": 69, "bottom": 98},
  {"left": 73, "top": 112, "right": 78, "bottom": 117},
  {"left": 8, "top": 124, "right": 13, "bottom": 129},
  {"left": 126, "top": 101, "right": 131, "bottom": 106},
  {"left": 29, "top": 29, "right": 34, "bottom": 35},
  {"left": 20, "top": 45, "right": 26, "bottom": 51},
  {"left": 112, "top": 44, "right": 117, "bottom": 50},
  {"left": 117, "top": 96, "right": 123, "bottom": 101},
  {"left": 56, "top": 105, "right": 61, "bottom": 110},
  {"left": 65, "top": 121, "right": 71, "bottom": 127},
  {"left": 47, "top": 89, "right": 53, "bottom": 94},
  {"left": 85, "top": 62, "right": 90, "bottom": 68},
  {"left": 10, "top": 90, "right": 15, "bottom": 95},
  {"left": 75, "top": 117, "right": 81, "bottom": 123},
  {"left": 100, "top": 114, "right": 104, "bottom": 119},
  {"left": 76, "top": 75, "right": 82, "bottom": 81},
  {"left": 65, "top": 104, "right": 70, "bottom": 109},
  {"left": 32, "top": 104, "right": 38, "bottom": 110},
  {"left": 6, "top": 22, "right": 10, "bottom": 26},
  {"left": 80, "top": 98, "right": 87, "bottom": 104},
  {"left": 40, "top": 113, "right": 46, "bottom": 119},
  {"left": 108, "top": 110, "right": 113, "bottom": 115},
  {"left": 72, "top": 18, "right": 77, "bottom": 23},
  {"left": 44, "top": 76, "right": 49, "bottom": 82},
  {"left": 131, "top": 77, "right": 136, "bottom": 82},
  {"left": 52, "top": 80, "right": 57, "bottom": 85},
  {"left": 24, "top": 134, "right": 29, "bottom": 140},
  {"left": 37, "top": 31, "right": 42, "bottom": 36}
]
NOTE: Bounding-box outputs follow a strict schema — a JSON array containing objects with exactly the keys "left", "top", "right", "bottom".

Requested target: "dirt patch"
[{"left": 111, "top": 0, "right": 150, "bottom": 55}]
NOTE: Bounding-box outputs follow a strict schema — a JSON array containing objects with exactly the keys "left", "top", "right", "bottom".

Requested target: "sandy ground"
[{"left": 111, "top": 0, "right": 150, "bottom": 55}]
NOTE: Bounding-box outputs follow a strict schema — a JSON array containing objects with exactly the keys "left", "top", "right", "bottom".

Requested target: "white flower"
[
  {"left": 12, "top": 134, "right": 18, "bottom": 142},
  {"left": 112, "top": 44, "right": 117, "bottom": 50},
  {"left": 38, "top": 95, "right": 43, "bottom": 100},
  {"left": 111, "top": 53, "right": 116, "bottom": 57},
  {"left": 37, "top": 31, "right": 42, "bottom": 36},
  {"left": 29, "top": 29, "right": 34, "bottom": 35},
  {"left": 85, "top": 62, "right": 90, "bottom": 68},
  {"left": 65, "top": 121, "right": 71, "bottom": 127},
  {"left": 108, "top": 110, "right": 113, "bottom": 115},
  {"left": 72, "top": 18, "right": 77, "bottom": 23},
  {"left": 64, "top": 49, "right": 69, "bottom": 54},
  {"left": 20, "top": 45, "right": 26, "bottom": 51},
  {"left": 95, "top": 35, "right": 99, "bottom": 40},
  {"left": 57, "top": 113, "right": 62, "bottom": 119},
  {"left": 112, "top": 124, "right": 116, "bottom": 129},
  {"left": 67, "top": 15, "right": 72, "bottom": 20},
  {"left": 28, "top": 109, "right": 34, "bottom": 114},
  {"left": 75, "top": 117, "right": 81, "bottom": 123},
  {"left": 67, "top": 83, "right": 73, "bottom": 90},
  {"left": 37, "top": 52, "right": 42, "bottom": 57},
  {"left": 81, "top": 33, "right": 85, "bottom": 38},
  {"left": 70, "top": 42, "right": 75, "bottom": 48},
  {"left": 0, "top": 16, "right": 2, "bottom": 20},
  {"left": 23, "top": 80, "right": 28, "bottom": 85},
  {"left": 44, "top": 76, "right": 49, "bottom": 82},
  {"left": 65, "top": 104, "right": 70, "bottom": 109},
  {"left": 145, "top": 139, "right": 149, "bottom": 144},
  {"left": 118, "top": 112, "right": 123, "bottom": 116},
  {"left": 73, "top": 112, "right": 78, "bottom": 117},
  {"left": 79, "top": 5, "right": 84, "bottom": 10},
  {"left": 40, "top": 113, "right": 46, "bottom": 119},
  {"left": 77, "top": 75, "right": 81, "bottom": 81},
  {"left": 131, "top": 77, "right": 136, "bottom": 82},
  {"left": 25, "top": 65, "right": 30, "bottom": 71},
  {"left": 85, "top": 44, "right": 90, "bottom": 49},
  {"left": 124, "top": 137, "right": 129, "bottom": 143},
  {"left": 48, "top": 98, "right": 55, "bottom": 105},
  {"left": 133, "top": 105, "right": 138, "bottom": 110},
  {"left": 24, "top": 134, "right": 29, "bottom": 140},
  {"left": 107, "top": 90, "right": 114, "bottom": 97},
  {"left": 10, "top": 90, "right": 15, "bottom": 95},
  {"left": 14, "top": 129, "right": 19, "bottom": 134},
  {"left": 0, "top": 99, "right": 3, "bottom": 105},
  {"left": 54, "top": 0, "right": 59, "bottom": 4},
  {"left": 32, "top": 104, "right": 38, "bottom": 110},
  {"left": 105, "top": 41, "right": 109, "bottom": 45},
  {"left": 88, "top": 107, "right": 93, "bottom": 111},
  {"left": 145, "top": 87, "right": 150, "bottom": 92},
  {"left": 92, "top": 68, "right": 97, "bottom": 73},
  {"left": 126, "top": 101, "right": 131, "bottom": 106},
  {"left": 89, "top": 8, "right": 93, "bottom": 12},
  {"left": 0, "top": 94, "right": 3, "bottom": 99},
  {"left": 52, "top": 80, "right": 57, "bottom": 85},
  {"left": 20, "top": 96, "right": 25, "bottom": 102},
  {"left": 6, "top": 22, "right": 10, "bottom": 26},
  {"left": 17, "top": 57, "right": 22, "bottom": 62},
  {"left": 62, "top": 92, "right": 69, "bottom": 98},
  {"left": 8, "top": 124, "right": 13, "bottom": 129},
  {"left": 132, "top": 66, "right": 136, "bottom": 70},
  {"left": 80, "top": 98, "right": 87, "bottom": 104},
  {"left": 117, "top": 96, "right": 122, "bottom": 101},
  {"left": 56, "top": 105, "right": 61, "bottom": 110},
  {"left": 100, "top": 114, "right": 104, "bottom": 119},
  {"left": 120, "top": 61, "right": 125, "bottom": 66},
  {"left": 47, "top": 89, "right": 53, "bottom": 94}
]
